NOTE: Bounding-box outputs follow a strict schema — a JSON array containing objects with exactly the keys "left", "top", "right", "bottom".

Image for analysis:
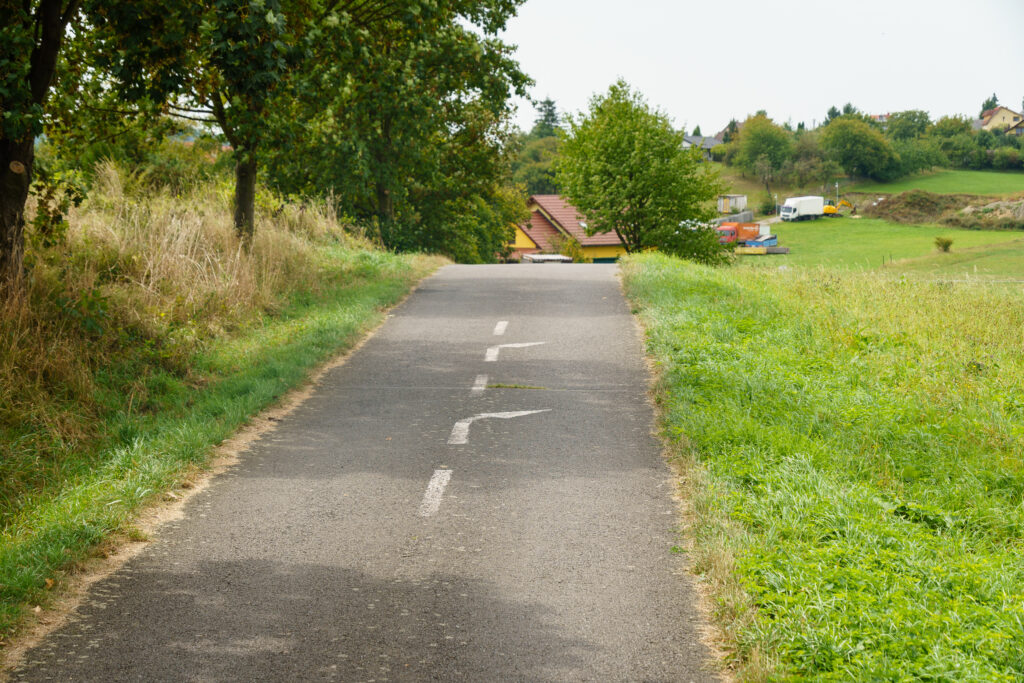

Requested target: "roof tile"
[{"left": 528, "top": 195, "right": 623, "bottom": 246}]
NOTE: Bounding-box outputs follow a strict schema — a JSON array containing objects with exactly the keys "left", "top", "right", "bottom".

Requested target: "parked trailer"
[
  {"left": 780, "top": 196, "right": 825, "bottom": 221},
  {"left": 716, "top": 222, "right": 761, "bottom": 244}
]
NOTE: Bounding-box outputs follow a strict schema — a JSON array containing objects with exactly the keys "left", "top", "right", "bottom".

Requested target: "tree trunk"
[
  {"left": 613, "top": 227, "right": 633, "bottom": 254},
  {"left": 374, "top": 180, "right": 396, "bottom": 249},
  {"left": 234, "top": 155, "right": 257, "bottom": 242},
  {"left": 372, "top": 118, "right": 396, "bottom": 249},
  {"left": 1, "top": 0, "right": 73, "bottom": 292},
  {"left": 0, "top": 140, "right": 34, "bottom": 292}
]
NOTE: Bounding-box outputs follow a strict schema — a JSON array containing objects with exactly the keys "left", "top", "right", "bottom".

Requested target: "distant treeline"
[{"left": 713, "top": 105, "right": 1024, "bottom": 194}]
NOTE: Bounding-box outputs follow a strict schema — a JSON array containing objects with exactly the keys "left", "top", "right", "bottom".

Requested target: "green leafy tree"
[
  {"left": 555, "top": 80, "right": 725, "bottom": 263},
  {"left": 825, "top": 106, "right": 842, "bottom": 125},
  {"left": 981, "top": 93, "right": 998, "bottom": 117},
  {"left": 930, "top": 115, "right": 972, "bottom": 138},
  {"left": 88, "top": 1, "right": 342, "bottom": 241},
  {"left": 938, "top": 133, "right": 981, "bottom": 168},
  {"left": 781, "top": 133, "right": 840, "bottom": 191},
  {"left": 531, "top": 98, "right": 560, "bottom": 138},
  {"left": 512, "top": 136, "right": 561, "bottom": 195},
  {"left": 820, "top": 117, "right": 897, "bottom": 179},
  {"left": 692, "top": 125, "right": 701, "bottom": 136},
  {"left": 886, "top": 110, "right": 932, "bottom": 141},
  {"left": 736, "top": 114, "right": 792, "bottom": 193},
  {"left": 512, "top": 97, "right": 562, "bottom": 195},
  {"left": 263, "top": 0, "right": 529, "bottom": 261}
]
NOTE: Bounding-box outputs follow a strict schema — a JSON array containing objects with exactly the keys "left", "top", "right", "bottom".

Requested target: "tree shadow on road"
[{"left": 12, "top": 559, "right": 593, "bottom": 682}]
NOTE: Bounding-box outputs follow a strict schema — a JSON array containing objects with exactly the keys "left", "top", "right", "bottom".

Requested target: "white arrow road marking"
[
  {"left": 471, "top": 374, "right": 488, "bottom": 395},
  {"left": 418, "top": 469, "right": 453, "bottom": 517},
  {"left": 493, "top": 321, "right": 508, "bottom": 336},
  {"left": 447, "top": 410, "right": 551, "bottom": 445},
  {"left": 484, "top": 342, "right": 546, "bottom": 362}
]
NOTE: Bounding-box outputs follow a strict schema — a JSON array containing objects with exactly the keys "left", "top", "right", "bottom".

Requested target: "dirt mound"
[
  {"left": 858, "top": 190, "right": 980, "bottom": 224},
  {"left": 946, "top": 199, "right": 1024, "bottom": 231},
  {"left": 857, "top": 189, "right": 1024, "bottom": 231}
]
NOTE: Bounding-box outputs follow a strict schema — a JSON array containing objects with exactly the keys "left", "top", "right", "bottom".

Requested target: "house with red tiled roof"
[
  {"left": 981, "top": 106, "right": 1023, "bottom": 132},
  {"left": 510, "top": 195, "right": 627, "bottom": 263}
]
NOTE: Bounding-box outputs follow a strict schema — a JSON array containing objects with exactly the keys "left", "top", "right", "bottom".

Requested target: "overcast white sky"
[{"left": 499, "top": 0, "right": 1024, "bottom": 135}]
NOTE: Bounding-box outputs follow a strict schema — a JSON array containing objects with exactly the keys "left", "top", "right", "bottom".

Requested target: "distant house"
[
  {"left": 981, "top": 106, "right": 1024, "bottom": 132},
  {"left": 510, "top": 195, "right": 626, "bottom": 263},
  {"left": 1006, "top": 119, "right": 1024, "bottom": 137},
  {"left": 682, "top": 135, "right": 723, "bottom": 159}
]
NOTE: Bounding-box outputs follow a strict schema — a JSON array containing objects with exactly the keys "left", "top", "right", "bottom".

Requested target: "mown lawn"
[
  {"left": 623, "top": 253, "right": 1024, "bottom": 681},
  {"left": 749, "top": 217, "right": 1022, "bottom": 274},
  {"left": 853, "top": 169, "right": 1024, "bottom": 197}
]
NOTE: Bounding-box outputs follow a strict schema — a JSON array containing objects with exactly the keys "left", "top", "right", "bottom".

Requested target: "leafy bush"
[
  {"left": 548, "top": 233, "right": 589, "bottom": 263},
  {"left": 934, "top": 236, "right": 953, "bottom": 252},
  {"left": 991, "top": 147, "right": 1022, "bottom": 170}
]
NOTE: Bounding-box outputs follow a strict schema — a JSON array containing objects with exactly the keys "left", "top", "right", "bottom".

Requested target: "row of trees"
[
  {"left": 716, "top": 103, "right": 1024, "bottom": 194},
  {"left": 2, "top": 0, "right": 531, "bottom": 291}
]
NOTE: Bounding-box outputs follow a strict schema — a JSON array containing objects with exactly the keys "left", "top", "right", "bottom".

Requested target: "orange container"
[{"left": 737, "top": 223, "right": 761, "bottom": 242}]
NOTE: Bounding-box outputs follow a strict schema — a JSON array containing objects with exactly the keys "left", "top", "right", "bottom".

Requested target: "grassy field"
[
  {"left": 848, "top": 170, "right": 1024, "bottom": 197},
  {"left": 713, "top": 166, "right": 1024, "bottom": 217},
  {"left": 623, "top": 253, "right": 1024, "bottom": 681},
  {"left": 749, "top": 217, "right": 1024, "bottom": 275},
  {"left": 891, "top": 239, "right": 1024, "bottom": 278},
  {"left": 0, "top": 167, "right": 443, "bottom": 638}
]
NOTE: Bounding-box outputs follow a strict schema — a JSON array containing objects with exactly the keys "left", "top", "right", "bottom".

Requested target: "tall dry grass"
[{"left": 0, "top": 161, "right": 372, "bottom": 516}]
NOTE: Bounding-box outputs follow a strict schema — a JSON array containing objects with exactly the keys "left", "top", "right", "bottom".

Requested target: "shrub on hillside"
[{"left": 991, "top": 147, "right": 1022, "bottom": 170}]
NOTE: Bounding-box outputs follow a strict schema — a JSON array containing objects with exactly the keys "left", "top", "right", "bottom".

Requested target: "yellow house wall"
[
  {"left": 984, "top": 109, "right": 1023, "bottom": 131},
  {"left": 512, "top": 226, "right": 538, "bottom": 249},
  {"left": 581, "top": 245, "right": 627, "bottom": 260}
]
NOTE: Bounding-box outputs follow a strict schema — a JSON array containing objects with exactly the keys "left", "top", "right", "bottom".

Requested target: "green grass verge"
[
  {"left": 853, "top": 170, "right": 1024, "bottom": 197},
  {"left": 623, "top": 253, "right": 1024, "bottom": 681},
  {"left": 746, "top": 217, "right": 1022, "bottom": 274},
  {"left": 0, "top": 249, "right": 442, "bottom": 638}
]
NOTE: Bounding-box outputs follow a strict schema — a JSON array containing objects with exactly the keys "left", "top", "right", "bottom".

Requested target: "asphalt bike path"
[{"left": 11, "top": 264, "right": 716, "bottom": 682}]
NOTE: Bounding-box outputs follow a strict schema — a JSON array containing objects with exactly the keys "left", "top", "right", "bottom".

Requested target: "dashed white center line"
[
  {"left": 418, "top": 469, "right": 452, "bottom": 517},
  {"left": 493, "top": 321, "right": 508, "bottom": 336},
  {"left": 447, "top": 410, "right": 551, "bottom": 445},
  {"left": 484, "top": 342, "right": 546, "bottom": 362},
  {"left": 471, "top": 374, "right": 488, "bottom": 394}
]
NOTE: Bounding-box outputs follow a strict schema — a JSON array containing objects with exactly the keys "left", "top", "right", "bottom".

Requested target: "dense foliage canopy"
[
  {"left": 0, "top": 0, "right": 533, "bottom": 289},
  {"left": 555, "top": 80, "right": 725, "bottom": 264}
]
